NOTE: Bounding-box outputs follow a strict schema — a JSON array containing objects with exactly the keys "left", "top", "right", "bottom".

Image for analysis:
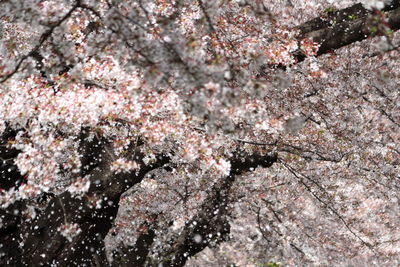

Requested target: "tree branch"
[
  {"left": 17, "top": 136, "right": 169, "bottom": 265},
  {"left": 293, "top": 1, "right": 400, "bottom": 62},
  {"left": 147, "top": 152, "right": 278, "bottom": 266}
]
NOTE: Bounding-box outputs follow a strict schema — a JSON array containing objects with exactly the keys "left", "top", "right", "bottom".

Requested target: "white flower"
[
  {"left": 284, "top": 116, "right": 307, "bottom": 134},
  {"left": 58, "top": 223, "right": 82, "bottom": 242},
  {"left": 67, "top": 177, "right": 90, "bottom": 197},
  {"left": 214, "top": 158, "right": 231, "bottom": 176},
  {"left": 362, "top": 0, "right": 387, "bottom": 10},
  {"left": 111, "top": 158, "right": 140, "bottom": 173},
  {"left": 0, "top": 188, "right": 17, "bottom": 209},
  {"left": 0, "top": 120, "right": 5, "bottom": 135}
]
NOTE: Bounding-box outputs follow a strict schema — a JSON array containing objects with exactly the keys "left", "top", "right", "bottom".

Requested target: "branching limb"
[
  {"left": 147, "top": 152, "right": 277, "bottom": 266},
  {"left": 0, "top": 1, "right": 81, "bottom": 83}
]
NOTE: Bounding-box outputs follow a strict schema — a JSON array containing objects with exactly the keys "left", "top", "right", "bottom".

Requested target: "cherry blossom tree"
[{"left": 0, "top": 0, "right": 399, "bottom": 266}]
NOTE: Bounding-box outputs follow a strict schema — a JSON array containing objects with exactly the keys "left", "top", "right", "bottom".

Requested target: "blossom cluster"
[{"left": 57, "top": 223, "right": 82, "bottom": 242}]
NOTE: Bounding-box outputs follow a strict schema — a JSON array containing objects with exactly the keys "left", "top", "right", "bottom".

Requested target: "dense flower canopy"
[{"left": 0, "top": 0, "right": 399, "bottom": 266}]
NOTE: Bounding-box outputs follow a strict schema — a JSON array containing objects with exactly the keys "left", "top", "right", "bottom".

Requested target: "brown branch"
[
  {"left": 0, "top": 0, "right": 82, "bottom": 83},
  {"left": 111, "top": 220, "right": 157, "bottom": 266},
  {"left": 17, "top": 136, "right": 169, "bottom": 265},
  {"left": 108, "top": 151, "right": 278, "bottom": 266},
  {"left": 149, "top": 152, "right": 277, "bottom": 267},
  {"left": 292, "top": 1, "right": 400, "bottom": 63}
]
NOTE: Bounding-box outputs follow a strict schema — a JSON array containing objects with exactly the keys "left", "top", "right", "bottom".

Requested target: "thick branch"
[
  {"left": 298, "top": 1, "right": 400, "bottom": 34},
  {"left": 0, "top": 0, "right": 81, "bottom": 83},
  {"left": 294, "top": 1, "right": 400, "bottom": 62},
  {"left": 150, "top": 152, "right": 278, "bottom": 267},
  {"left": 16, "top": 137, "right": 168, "bottom": 266},
  {"left": 108, "top": 152, "right": 277, "bottom": 266}
]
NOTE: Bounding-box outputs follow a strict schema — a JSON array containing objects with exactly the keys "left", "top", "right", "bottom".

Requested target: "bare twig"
[{"left": 0, "top": 1, "right": 81, "bottom": 83}]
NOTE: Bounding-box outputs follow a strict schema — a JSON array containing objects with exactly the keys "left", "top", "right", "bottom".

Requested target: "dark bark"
[
  {"left": 107, "top": 152, "right": 278, "bottom": 267},
  {"left": 0, "top": 127, "right": 23, "bottom": 190},
  {"left": 0, "top": 127, "right": 24, "bottom": 266},
  {"left": 297, "top": 1, "right": 400, "bottom": 35},
  {"left": 111, "top": 222, "right": 157, "bottom": 267},
  {"left": 145, "top": 152, "right": 277, "bottom": 267},
  {"left": 20, "top": 191, "right": 117, "bottom": 266},
  {"left": 0, "top": 133, "right": 169, "bottom": 266},
  {"left": 305, "top": 8, "right": 400, "bottom": 56},
  {"left": 18, "top": 143, "right": 169, "bottom": 266},
  {"left": 294, "top": 1, "right": 400, "bottom": 62},
  {"left": 0, "top": 201, "right": 24, "bottom": 266},
  {"left": 155, "top": 176, "right": 233, "bottom": 267},
  {"left": 259, "top": 1, "right": 400, "bottom": 73}
]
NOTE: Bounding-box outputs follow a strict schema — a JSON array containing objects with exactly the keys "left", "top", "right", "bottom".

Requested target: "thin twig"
[
  {"left": 279, "top": 158, "right": 376, "bottom": 252},
  {"left": 1, "top": 1, "right": 81, "bottom": 83}
]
